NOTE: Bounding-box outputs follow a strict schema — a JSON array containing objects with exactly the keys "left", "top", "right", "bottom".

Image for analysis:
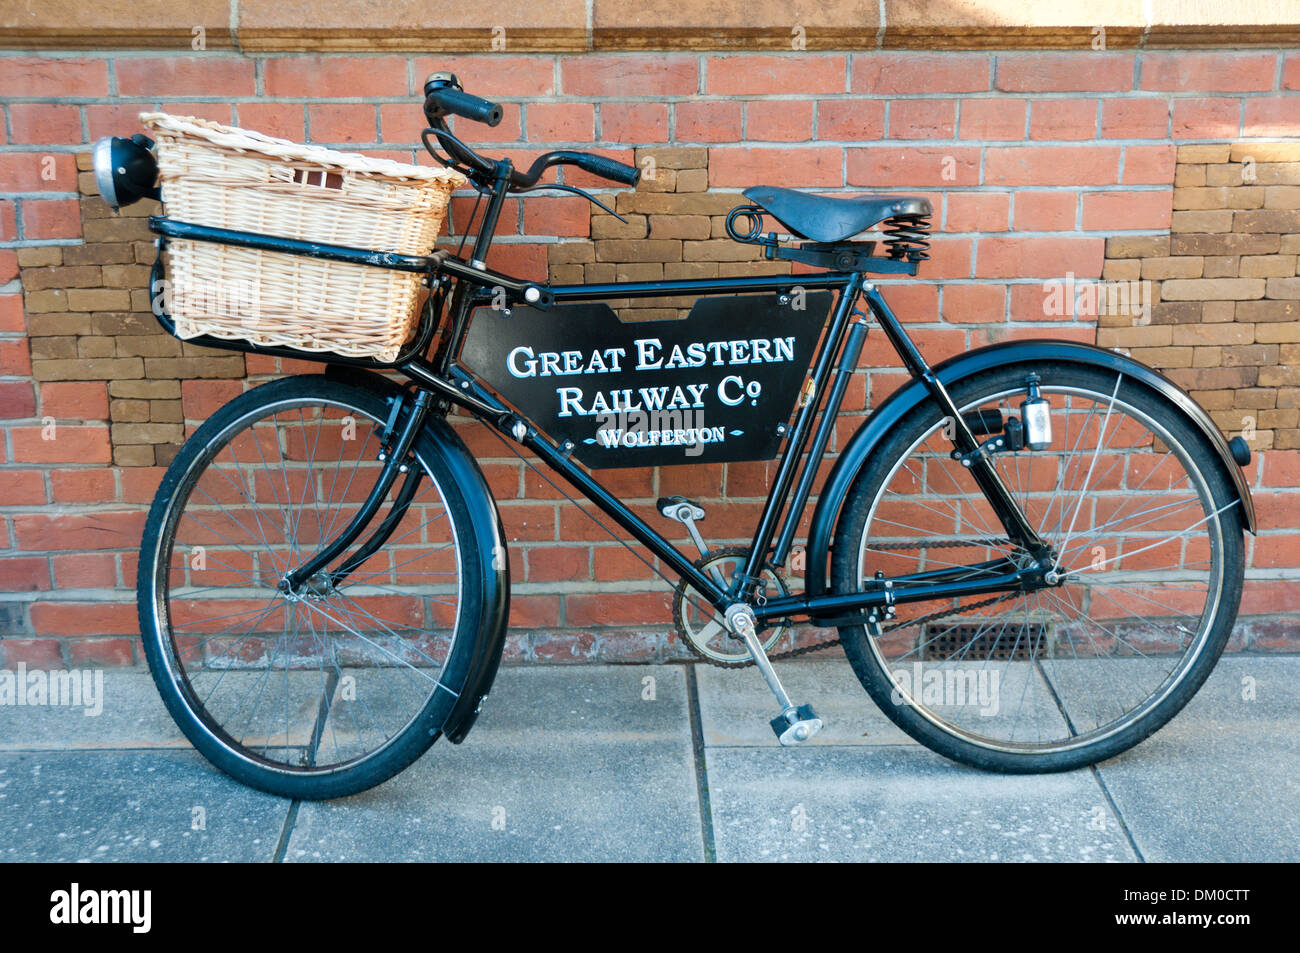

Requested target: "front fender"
[
  {"left": 324, "top": 366, "right": 509, "bottom": 743},
  {"left": 804, "top": 339, "right": 1257, "bottom": 597}
]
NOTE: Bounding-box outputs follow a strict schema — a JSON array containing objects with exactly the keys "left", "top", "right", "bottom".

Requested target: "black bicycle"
[{"left": 98, "top": 73, "right": 1256, "bottom": 799}]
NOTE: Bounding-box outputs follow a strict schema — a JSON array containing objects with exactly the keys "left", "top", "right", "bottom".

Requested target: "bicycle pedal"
[{"left": 770, "top": 704, "right": 823, "bottom": 746}]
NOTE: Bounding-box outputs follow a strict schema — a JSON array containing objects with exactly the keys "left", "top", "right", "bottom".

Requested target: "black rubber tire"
[
  {"left": 137, "top": 375, "right": 487, "bottom": 800},
  {"left": 830, "top": 361, "right": 1246, "bottom": 773}
]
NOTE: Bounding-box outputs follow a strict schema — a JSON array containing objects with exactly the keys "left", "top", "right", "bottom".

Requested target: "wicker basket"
[{"left": 141, "top": 112, "right": 466, "bottom": 363}]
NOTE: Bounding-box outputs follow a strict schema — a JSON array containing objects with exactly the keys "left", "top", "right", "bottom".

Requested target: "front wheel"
[
  {"left": 137, "top": 375, "right": 490, "bottom": 799},
  {"left": 830, "top": 361, "right": 1245, "bottom": 773}
]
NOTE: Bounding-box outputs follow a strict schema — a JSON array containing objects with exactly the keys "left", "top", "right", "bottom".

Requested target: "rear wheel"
[
  {"left": 137, "top": 375, "right": 487, "bottom": 799},
  {"left": 830, "top": 362, "right": 1245, "bottom": 772}
]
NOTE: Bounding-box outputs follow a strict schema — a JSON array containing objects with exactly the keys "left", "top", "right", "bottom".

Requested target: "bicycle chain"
[{"left": 678, "top": 537, "right": 1015, "bottom": 669}]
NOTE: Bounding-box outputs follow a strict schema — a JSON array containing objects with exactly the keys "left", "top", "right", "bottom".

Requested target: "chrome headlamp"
[{"left": 91, "top": 133, "right": 159, "bottom": 209}]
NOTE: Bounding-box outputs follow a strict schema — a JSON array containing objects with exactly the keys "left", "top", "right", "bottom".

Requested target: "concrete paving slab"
[
  {"left": 286, "top": 665, "right": 703, "bottom": 862},
  {"left": 1087, "top": 655, "right": 1300, "bottom": 862},
  {"left": 695, "top": 658, "right": 915, "bottom": 746},
  {"left": 0, "top": 749, "right": 289, "bottom": 862},
  {"left": 0, "top": 670, "right": 187, "bottom": 751},
  {"left": 705, "top": 745, "right": 1135, "bottom": 862}
]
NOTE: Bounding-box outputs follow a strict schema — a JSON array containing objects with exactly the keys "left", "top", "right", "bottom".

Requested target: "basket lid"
[{"left": 139, "top": 111, "right": 468, "bottom": 188}]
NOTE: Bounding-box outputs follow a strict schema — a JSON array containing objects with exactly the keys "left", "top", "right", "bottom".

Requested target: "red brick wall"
[{"left": 1, "top": 48, "right": 1299, "bottom": 665}]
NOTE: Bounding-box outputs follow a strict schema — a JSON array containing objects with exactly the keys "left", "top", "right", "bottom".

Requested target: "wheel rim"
[
  {"left": 146, "top": 394, "right": 464, "bottom": 776},
  {"left": 855, "top": 378, "right": 1230, "bottom": 755}
]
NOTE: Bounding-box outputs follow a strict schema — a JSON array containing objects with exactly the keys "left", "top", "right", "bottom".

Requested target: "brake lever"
[{"left": 513, "top": 181, "right": 627, "bottom": 223}]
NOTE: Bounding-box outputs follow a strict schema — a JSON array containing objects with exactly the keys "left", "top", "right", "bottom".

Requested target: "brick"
[
  {"left": 710, "top": 146, "right": 841, "bottom": 188},
  {"left": 1161, "top": 278, "right": 1265, "bottom": 301},
  {"left": 563, "top": 55, "right": 698, "bottom": 97},
  {"left": 116, "top": 56, "right": 255, "bottom": 97},
  {"left": 0, "top": 380, "right": 36, "bottom": 418},
  {"left": 527, "top": 103, "right": 595, "bottom": 142},
  {"left": 1029, "top": 99, "right": 1098, "bottom": 141},
  {"left": 748, "top": 99, "right": 815, "bottom": 141},
  {"left": 0, "top": 557, "right": 51, "bottom": 592},
  {"left": 29, "top": 603, "right": 137, "bottom": 637},
  {"left": 1230, "top": 142, "right": 1300, "bottom": 163},
  {"left": 888, "top": 99, "right": 955, "bottom": 139},
  {"left": 1171, "top": 233, "right": 1279, "bottom": 256},
  {"left": 1082, "top": 190, "right": 1172, "bottom": 230},
  {"left": 0, "top": 340, "right": 31, "bottom": 376},
  {"left": 601, "top": 102, "right": 668, "bottom": 143},
  {"left": 976, "top": 237, "right": 1104, "bottom": 279},
  {"left": 1123, "top": 145, "right": 1178, "bottom": 186},
  {"left": 1170, "top": 324, "right": 1254, "bottom": 346},
  {"left": 15, "top": 245, "right": 61, "bottom": 268},
  {"left": 31, "top": 358, "right": 144, "bottom": 382},
  {"left": 1101, "top": 98, "right": 1170, "bottom": 138},
  {"left": 11, "top": 424, "right": 111, "bottom": 463},
  {"left": 565, "top": 592, "right": 670, "bottom": 627},
  {"left": 1202, "top": 256, "right": 1239, "bottom": 278},
  {"left": 1267, "top": 277, "right": 1300, "bottom": 299},
  {"left": 1237, "top": 300, "right": 1299, "bottom": 323},
  {"left": 1142, "top": 256, "right": 1203, "bottom": 280},
  {"left": 591, "top": 212, "right": 647, "bottom": 239},
  {"left": 264, "top": 56, "right": 409, "bottom": 98},
  {"left": 111, "top": 422, "right": 184, "bottom": 445},
  {"left": 957, "top": 98, "right": 1026, "bottom": 141},
  {"left": 1172, "top": 209, "right": 1234, "bottom": 233},
  {"left": 634, "top": 147, "right": 706, "bottom": 171},
  {"left": 1141, "top": 52, "right": 1278, "bottom": 92},
  {"left": 0, "top": 152, "right": 77, "bottom": 192},
  {"left": 674, "top": 101, "right": 743, "bottom": 143},
  {"left": 236, "top": 102, "right": 307, "bottom": 141},
  {"left": 594, "top": 239, "right": 681, "bottom": 262},
  {"left": 996, "top": 53, "right": 1134, "bottom": 92},
  {"left": 1236, "top": 209, "right": 1300, "bottom": 233},
  {"left": 1178, "top": 145, "right": 1232, "bottom": 163},
  {"left": 0, "top": 639, "right": 64, "bottom": 667},
  {"left": 1171, "top": 99, "right": 1241, "bottom": 140},
  {"left": 1174, "top": 186, "right": 1267, "bottom": 210},
  {"left": 985, "top": 146, "right": 1120, "bottom": 186},
  {"left": 815, "top": 99, "right": 884, "bottom": 141},
  {"left": 709, "top": 55, "right": 844, "bottom": 95},
  {"left": 1264, "top": 187, "right": 1300, "bottom": 209},
  {"left": 21, "top": 199, "right": 81, "bottom": 239},
  {"left": 945, "top": 192, "right": 1009, "bottom": 233},
  {"left": 66, "top": 638, "right": 135, "bottom": 666},
  {"left": 852, "top": 53, "right": 990, "bottom": 94},
  {"left": 142, "top": 356, "right": 245, "bottom": 379},
  {"left": 0, "top": 56, "right": 108, "bottom": 97},
  {"left": 847, "top": 146, "right": 980, "bottom": 187},
  {"left": 40, "top": 381, "right": 109, "bottom": 420},
  {"left": 307, "top": 104, "right": 376, "bottom": 144},
  {"left": 522, "top": 196, "right": 590, "bottom": 237},
  {"left": 1244, "top": 98, "right": 1300, "bottom": 138},
  {"left": 7, "top": 104, "right": 81, "bottom": 145},
  {"left": 1014, "top": 191, "right": 1076, "bottom": 231},
  {"left": 1241, "top": 255, "right": 1297, "bottom": 277},
  {"left": 648, "top": 214, "right": 711, "bottom": 240}
]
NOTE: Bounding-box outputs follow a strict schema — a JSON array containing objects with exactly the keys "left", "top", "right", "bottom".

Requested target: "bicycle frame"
[{"left": 147, "top": 169, "right": 1056, "bottom": 629}]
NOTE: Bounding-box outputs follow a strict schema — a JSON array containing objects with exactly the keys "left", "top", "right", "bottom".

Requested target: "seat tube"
[{"left": 738, "top": 274, "right": 862, "bottom": 590}]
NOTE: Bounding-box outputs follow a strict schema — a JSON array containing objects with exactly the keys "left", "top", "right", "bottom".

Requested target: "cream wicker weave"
[{"left": 140, "top": 113, "right": 466, "bottom": 363}]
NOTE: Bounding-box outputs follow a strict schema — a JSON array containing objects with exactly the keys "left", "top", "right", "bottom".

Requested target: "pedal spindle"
[{"left": 882, "top": 213, "right": 932, "bottom": 262}]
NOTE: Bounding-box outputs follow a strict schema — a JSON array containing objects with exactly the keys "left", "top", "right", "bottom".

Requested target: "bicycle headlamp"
[{"left": 92, "top": 133, "right": 160, "bottom": 209}]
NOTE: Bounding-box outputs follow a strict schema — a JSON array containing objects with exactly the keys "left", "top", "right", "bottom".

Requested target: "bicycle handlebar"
[{"left": 422, "top": 72, "right": 640, "bottom": 191}]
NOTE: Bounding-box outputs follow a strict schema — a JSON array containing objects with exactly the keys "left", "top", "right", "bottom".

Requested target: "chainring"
[{"left": 671, "top": 547, "right": 789, "bottom": 668}]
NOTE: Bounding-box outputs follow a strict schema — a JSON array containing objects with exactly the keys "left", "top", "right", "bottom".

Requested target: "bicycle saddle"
[{"left": 743, "top": 186, "right": 932, "bottom": 243}]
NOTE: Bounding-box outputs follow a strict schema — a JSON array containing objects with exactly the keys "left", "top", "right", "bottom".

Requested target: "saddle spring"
[{"left": 881, "top": 213, "right": 932, "bottom": 262}]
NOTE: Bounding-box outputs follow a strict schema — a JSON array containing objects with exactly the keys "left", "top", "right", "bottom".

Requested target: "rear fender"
[{"left": 803, "top": 339, "right": 1257, "bottom": 597}]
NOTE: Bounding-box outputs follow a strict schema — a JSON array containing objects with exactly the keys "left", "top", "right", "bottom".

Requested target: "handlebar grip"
[
  {"left": 429, "top": 87, "right": 503, "bottom": 127},
  {"left": 572, "top": 152, "right": 641, "bottom": 187}
]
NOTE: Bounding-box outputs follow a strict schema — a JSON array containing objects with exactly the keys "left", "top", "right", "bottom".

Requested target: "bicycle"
[{"left": 96, "top": 73, "right": 1257, "bottom": 799}]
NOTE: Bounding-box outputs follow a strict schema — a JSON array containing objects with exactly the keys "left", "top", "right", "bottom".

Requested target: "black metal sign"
[{"left": 459, "top": 291, "right": 832, "bottom": 468}]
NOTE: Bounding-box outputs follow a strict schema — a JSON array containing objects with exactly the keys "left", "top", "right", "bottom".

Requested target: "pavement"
[{"left": 2, "top": 655, "right": 1297, "bottom": 862}]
